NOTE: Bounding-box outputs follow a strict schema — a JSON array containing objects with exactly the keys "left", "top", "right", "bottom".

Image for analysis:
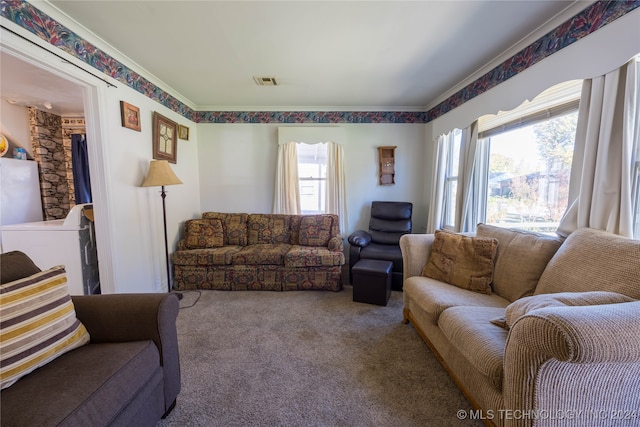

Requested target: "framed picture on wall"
[
  {"left": 152, "top": 112, "right": 178, "bottom": 163},
  {"left": 178, "top": 124, "right": 190, "bottom": 141},
  {"left": 120, "top": 101, "right": 141, "bottom": 131}
]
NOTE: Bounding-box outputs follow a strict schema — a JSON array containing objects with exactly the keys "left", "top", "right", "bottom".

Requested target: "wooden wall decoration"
[{"left": 378, "top": 146, "right": 396, "bottom": 185}]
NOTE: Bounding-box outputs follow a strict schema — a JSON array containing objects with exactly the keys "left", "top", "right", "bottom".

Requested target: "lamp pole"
[
  {"left": 141, "top": 160, "right": 183, "bottom": 299},
  {"left": 160, "top": 185, "right": 170, "bottom": 293}
]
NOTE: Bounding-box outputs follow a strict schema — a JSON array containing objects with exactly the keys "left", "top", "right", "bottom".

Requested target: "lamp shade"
[{"left": 141, "top": 160, "right": 183, "bottom": 187}]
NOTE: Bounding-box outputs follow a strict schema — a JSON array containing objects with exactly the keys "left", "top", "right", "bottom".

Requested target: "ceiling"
[
  {"left": 2, "top": 1, "right": 583, "bottom": 115},
  {"left": 0, "top": 52, "right": 85, "bottom": 117}
]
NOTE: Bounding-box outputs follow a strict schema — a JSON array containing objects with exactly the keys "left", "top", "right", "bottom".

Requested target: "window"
[
  {"left": 442, "top": 130, "right": 462, "bottom": 230},
  {"left": 485, "top": 110, "right": 578, "bottom": 232},
  {"left": 477, "top": 80, "right": 582, "bottom": 233},
  {"left": 297, "top": 143, "right": 327, "bottom": 214}
]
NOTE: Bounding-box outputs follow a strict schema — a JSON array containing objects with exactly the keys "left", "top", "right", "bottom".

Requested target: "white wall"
[
  {"left": 0, "top": 101, "right": 31, "bottom": 156},
  {"left": 101, "top": 85, "right": 202, "bottom": 293},
  {"left": 197, "top": 123, "right": 427, "bottom": 236}
]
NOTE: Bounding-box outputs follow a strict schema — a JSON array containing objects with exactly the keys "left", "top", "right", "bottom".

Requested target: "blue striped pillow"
[{"left": 0, "top": 265, "right": 90, "bottom": 389}]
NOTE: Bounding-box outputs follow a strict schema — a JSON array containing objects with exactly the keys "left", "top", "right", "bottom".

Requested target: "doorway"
[{"left": 1, "top": 33, "right": 114, "bottom": 293}]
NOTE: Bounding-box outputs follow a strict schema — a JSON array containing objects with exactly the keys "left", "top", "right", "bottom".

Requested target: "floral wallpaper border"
[{"left": 1, "top": 0, "right": 638, "bottom": 124}]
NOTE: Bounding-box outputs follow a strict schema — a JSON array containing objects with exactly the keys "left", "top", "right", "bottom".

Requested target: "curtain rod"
[{"left": 1, "top": 24, "right": 117, "bottom": 89}]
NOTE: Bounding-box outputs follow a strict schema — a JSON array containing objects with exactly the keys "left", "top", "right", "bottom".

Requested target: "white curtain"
[
  {"left": 326, "top": 141, "right": 349, "bottom": 235},
  {"left": 460, "top": 136, "right": 490, "bottom": 232},
  {"left": 558, "top": 57, "right": 640, "bottom": 238},
  {"left": 426, "top": 132, "right": 450, "bottom": 233},
  {"left": 273, "top": 141, "right": 301, "bottom": 214},
  {"left": 455, "top": 121, "right": 488, "bottom": 232}
]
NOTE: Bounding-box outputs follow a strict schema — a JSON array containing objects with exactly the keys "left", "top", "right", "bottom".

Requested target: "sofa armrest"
[
  {"left": 399, "top": 234, "right": 435, "bottom": 280},
  {"left": 347, "top": 230, "right": 372, "bottom": 247},
  {"left": 72, "top": 293, "right": 180, "bottom": 410},
  {"left": 328, "top": 235, "right": 344, "bottom": 252},
  {"left": 504, "top": 301, "right": 640, "bottom": 425}
]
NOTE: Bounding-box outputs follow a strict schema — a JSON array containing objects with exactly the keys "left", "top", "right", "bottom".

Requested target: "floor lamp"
[{"left": 141, "top": 160, "right": 183, "bottom": 297}]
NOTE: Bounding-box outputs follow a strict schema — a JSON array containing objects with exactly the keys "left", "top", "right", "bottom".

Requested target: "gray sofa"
[
  {"left": 0, "top": 251, "right": 181, "bottom": 427},
  {"left": 401, "top": 225, "right": 640, "bottom": 427}
]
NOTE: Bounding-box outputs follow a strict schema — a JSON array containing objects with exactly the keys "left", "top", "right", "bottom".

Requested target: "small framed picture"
[
  {"left": 152, "top": 112, "right": 178, "bottom": 164},
  {"left": 120, "top": 101, "right": 141, "bottom": 131},
  {"left": 178, "top": 124, "right": 190, "bottom": 141}
]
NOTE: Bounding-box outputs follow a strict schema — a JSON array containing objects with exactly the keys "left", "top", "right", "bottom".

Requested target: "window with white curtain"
[
  {"left": 297, "top": 143, "right": 327, "bottom": 214},
  {"left": 442, "top": 130, "right": 462, "bottom": 230},
  {"left": 477, "top": 80, "right": 582, "bottom": 233}
]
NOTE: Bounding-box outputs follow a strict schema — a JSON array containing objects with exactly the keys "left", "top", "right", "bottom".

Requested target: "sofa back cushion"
[
  {"left": 247, "top": 214, "right": 291, "bottom": 245},
  {"left": 476, "top": 224, "right": 563, "bottom": 302},
  {"left": 298, "top": 215, "right": 334, "bottom": 246},
  {"left": 535, "top": 227, "right": 640, "bottom": 299},
  {"left": 184, "top": 219, "right": 224, "bottom": 249},
  {"left": 202, "top": 212, "right": 249, "bottom": 246},
  {"left": 422, "top": 230, "right": 498, "bottom": 295},
  {"left": 0, "top": 265, "right": 90, "bottom": 390},
  {"left": 0, "top": 251, "right": 42, "bottom": 284}
]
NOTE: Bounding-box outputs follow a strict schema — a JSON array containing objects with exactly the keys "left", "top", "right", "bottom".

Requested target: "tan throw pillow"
[
  {"left": 476, "top": 224, "right": 563, "bottom": 302},
  {"left": 185, "top": 219, "right": 224, "bottom": 249},
  {"left": 422, "top": 230, "right": 498, "bottom": 294},
  {"left": 0, "top": 266, "right": 91, "bottom": 389},
  {"left": 504, "top": 291, "right": 634, "bottom": 329}
]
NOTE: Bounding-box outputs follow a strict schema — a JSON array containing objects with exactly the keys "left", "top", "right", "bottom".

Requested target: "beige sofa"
[
  {"left": 173, "top": 212, "right": 344, "bottom": 291},
  {"left": 401, "top": 225, "right": 640, "bottom": 427}
]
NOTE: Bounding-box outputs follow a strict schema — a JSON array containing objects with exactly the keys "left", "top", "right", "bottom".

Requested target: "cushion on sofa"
[
  {"left": 535, "top": 228, "right": 640, "bottom": 299},
  {"left": 0, "top": 251, "right": 42, "bottom": 284},
  {"left": 172, "top": 246, "right": 242, "bottom": 266},
  {"left": 248, "top": 214, "right": 291, "bottom": 245},
  {"left": 404, "top": 276, "right": 510, "bottom": 324},
  {"left": 299, "top": 215, "right": 333, "bottom": 246},
  {"left": 232, "top": 244, "right": 292, "bottom": 265},
  {"left": 285, "top": 245, "right": 345, "bottom": 267},
  {"left": 502, "top": 291, "right": 635, "bottom": 329},
  {"left": 476, "top": 224, "right": 563, "bottom": 302},
  {"left": 0, "top": 341, "right": 162, "bottom": 425},
  {"left": 202, "top": 212, "right": 249, "bottom": 246},
  {"left": 184, "top": 219, "right": 224, "bottom": 249},
  {"left": 438, "top": 306, "right": 508, "bottom": 390},
  {"left": 421, "top": 230, "right": 498, "bottom": 295},
  {"left": 0, "top": 266, "right": 90, "bottom": 390}
]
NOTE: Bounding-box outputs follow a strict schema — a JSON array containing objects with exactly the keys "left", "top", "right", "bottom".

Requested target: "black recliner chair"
[{"left": 348, "top": 201, "right": 413, "bottom": 290}]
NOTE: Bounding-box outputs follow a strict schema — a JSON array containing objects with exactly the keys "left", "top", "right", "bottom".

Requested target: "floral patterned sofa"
[{"left": 172, "top": 212, "right": 345, "bottom": 291}]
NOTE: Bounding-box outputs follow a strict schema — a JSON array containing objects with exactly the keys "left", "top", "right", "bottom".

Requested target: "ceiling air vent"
[{"left": 253, "top": 76, "right": 278, "bottom": 86}]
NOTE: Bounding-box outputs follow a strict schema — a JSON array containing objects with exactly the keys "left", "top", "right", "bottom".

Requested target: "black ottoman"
[{"left": 352, "top": 259, "right": 393, "bottom": 306}]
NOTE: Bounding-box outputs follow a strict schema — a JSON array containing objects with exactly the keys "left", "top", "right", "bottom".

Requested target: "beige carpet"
[{"left": 158, "top": 286, "right": 481, "bottom": 427}]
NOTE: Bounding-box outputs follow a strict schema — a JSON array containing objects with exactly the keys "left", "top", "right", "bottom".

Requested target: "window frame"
[
  {"left": 442, "top": 129, "right": 462, "bottom": 231},
  {"left": 297, "top": 142, "right": 328, "bottom": 215}
]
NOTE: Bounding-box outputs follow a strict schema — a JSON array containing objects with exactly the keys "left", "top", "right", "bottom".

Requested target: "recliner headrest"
[{"left": 370, "top": 202, "right": 412, "bottom": 220}]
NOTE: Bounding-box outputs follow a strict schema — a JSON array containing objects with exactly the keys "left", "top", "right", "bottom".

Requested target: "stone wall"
[{"left": 28, "top": 110, "right": 88, "bottom": 221}]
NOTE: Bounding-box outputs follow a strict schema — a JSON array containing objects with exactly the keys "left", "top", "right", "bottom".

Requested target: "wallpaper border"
[{"left": 1, "top": 0, "right": 638, "bottom": 124}]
